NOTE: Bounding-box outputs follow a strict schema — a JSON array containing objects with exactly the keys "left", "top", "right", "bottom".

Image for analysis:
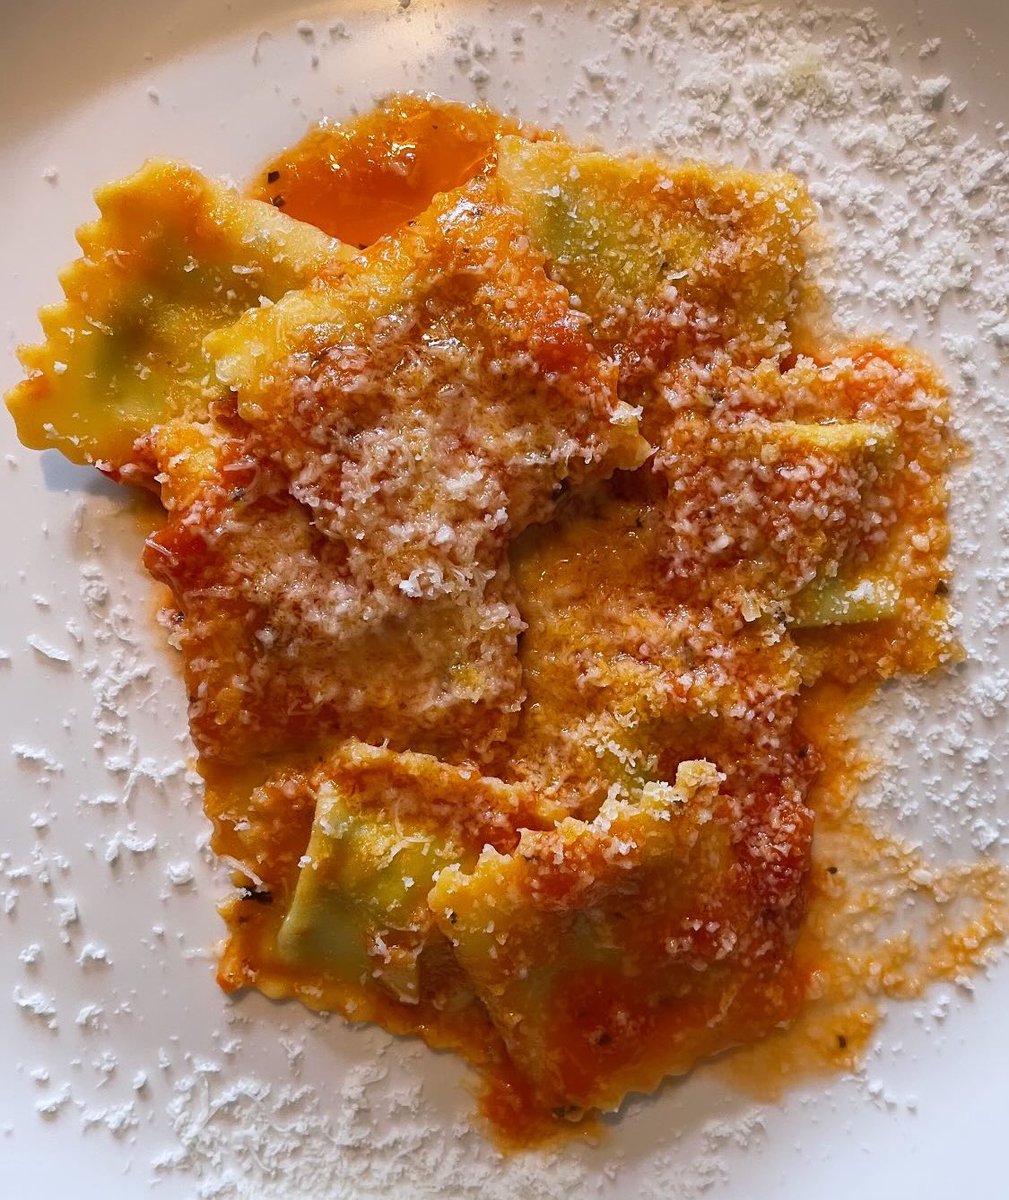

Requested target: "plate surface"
[{"left": 2, "top": 2, "right": 1008, "bottom": 1197}]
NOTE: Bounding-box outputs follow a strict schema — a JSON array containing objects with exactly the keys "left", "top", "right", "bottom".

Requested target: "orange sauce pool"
[
  {"left": 723, "top": 681, "right": 1007, "bottom": 1098},
  {"left": 248, "top": 94, "right": 528, "bottom": 247}
]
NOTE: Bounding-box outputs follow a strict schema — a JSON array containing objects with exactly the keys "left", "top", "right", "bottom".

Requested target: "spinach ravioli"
[{"left": 6, "top": 95, "right": 958, "bottom": 1142}]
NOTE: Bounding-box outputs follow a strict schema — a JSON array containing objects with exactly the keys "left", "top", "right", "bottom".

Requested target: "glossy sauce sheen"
[{"left": 249, "top": 95, "right": 526, "bottom": 247}]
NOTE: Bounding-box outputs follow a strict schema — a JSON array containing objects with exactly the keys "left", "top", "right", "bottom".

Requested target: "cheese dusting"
[{"left": 6, "top": 90, "right": 1006, "bottom": 1147}]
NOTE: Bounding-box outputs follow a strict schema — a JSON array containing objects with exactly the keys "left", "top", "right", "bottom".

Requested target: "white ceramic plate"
[{"left": 2, "top": 2, "right": 1008, "bottom": 1197}]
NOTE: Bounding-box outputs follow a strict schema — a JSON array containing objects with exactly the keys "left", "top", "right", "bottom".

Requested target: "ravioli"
[
  {"left": 428, "top": 760, "right": 793, "bottom": 1115},
  {"left": 5, "top": 97, "right": 969, "bottom": 1143},
  {"left": 496, "top": 136, "right": 815, "bottom": 371},
  {"left": 147, "top": 177, "right": 647, "bottom": 765},
  {"left": 205, "top": 175, "right": 648, "bottom": 612},
  {"left": 223, "top": 741, "right": 558, "bottom": 1021},
  {"left": 8, "top": 160, "right": 348, "bottom": 471}
]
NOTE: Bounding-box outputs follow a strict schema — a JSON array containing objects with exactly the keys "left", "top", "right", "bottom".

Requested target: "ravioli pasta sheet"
[
  {"left": 9, "top": 94, "right": 993, "bottom": 1142},
  {"left": 8, "top": 160, "right": 348, "bottom": 471}
]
